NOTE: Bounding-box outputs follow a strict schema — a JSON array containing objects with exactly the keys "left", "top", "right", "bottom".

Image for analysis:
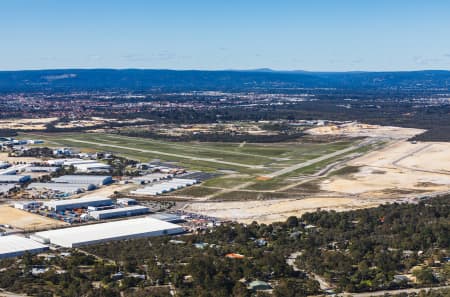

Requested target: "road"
[
  {"left": 338, "top": 285, "right": 450, "bottom": 297},
  {"left": 104, "top": 134, "right": 284, "bottom": 161},
  {"left": 392, "top": 143, "right": 450, "bottom": 175},
  {"left": 0, "top": 289, "right": 28, "bottom": 297},
  {"left": 64, "top": 139, "right": 264, "bottom": 169},
  {"left": 286, "top": 252, "right": 332, "bottom": 291},
  {"left": 261, "top": 140, "right": 371, "bottom": 179}
]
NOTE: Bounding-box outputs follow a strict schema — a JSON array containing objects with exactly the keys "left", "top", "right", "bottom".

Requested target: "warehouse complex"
[
  {"left": 89, "top": 205, "right": 149, "bottom": 220},
  {"left": 33, "top": 217, "right": 184, "bottom": 247},
  {"left": 0, "top": 235, "right": 49, "bottom": 259},
  {"left": 132, "top": 173, "right": 172, "bottom": 184},
  {"left": 44, "top": 196, "right": 113, "bottom": 212},
  {"left": 46, "top": 159, "right": 111, "bottom": 173}
]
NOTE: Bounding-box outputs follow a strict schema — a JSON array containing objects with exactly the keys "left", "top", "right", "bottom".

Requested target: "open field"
[
  {"left": 184, "top": 197, "right": 384, "bottom": 224},
  {"left": 0, "top": 205, "right": 67, "bottom": 231},
  {"left": 19, "top": 132, "right": 358, "bottom": 176},
  {"left": 321, "top": 141, "right": 450, "bottom": 196},
  {"left": 18, "top": 126, "right": 449, "bottom": 224},
  {"left": 0, "top": 153, "right": 45, "bottom": 163},
  {"left": 306, "top": 122, "right": 425, "bottom": 139},
  {"left": 0, "top": 117, "right": 58, "bottom": 130}
]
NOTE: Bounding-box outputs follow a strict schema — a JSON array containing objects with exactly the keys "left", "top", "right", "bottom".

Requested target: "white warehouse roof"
[
  {"left": 0, "top": 175, "right": 30, "bottom": 183},
  {"left": 0, "top": 183, "right": 17, "bottom": 194},
  {"left": 33, "top": 217, "right": 184, "bottom": 248},
  {"left": 130, "top": 178, "right": 198, "bottom": 196},
  {"left": 44, "top": 196, "right": 112, "bottom": 211},
  {"left": 52, "top": 175, "right": 112, "bottom": 185},
  {"left": 89, "top": 205, "right": 149, "bottom": 220},
  {"left": 28, "top": 182, "right": 96, "bottom": 193},
  {"left": 0, "top": 235, "right": 49, "bottom": 259}
]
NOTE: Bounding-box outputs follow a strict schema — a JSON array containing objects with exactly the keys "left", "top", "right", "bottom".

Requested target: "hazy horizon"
[{"left": 2, "top": 1, "right": 450, "bottom": 71}]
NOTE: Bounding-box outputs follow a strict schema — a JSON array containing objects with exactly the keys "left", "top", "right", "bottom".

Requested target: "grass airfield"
[{"left": 18, "top": 124, "right": 450, "bottom": 224}]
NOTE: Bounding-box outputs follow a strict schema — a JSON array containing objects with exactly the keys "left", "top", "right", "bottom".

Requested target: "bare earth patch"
[
  {"left": 321, "top": 141, "right": 450, "bottom": 196},
  {"left": 0, "top": 205, "right": 67, "bottom": 231},
  {"left": 0, "top": 153, "right": 45, "bottom": 163},
  {"left": 306, "top": 122, "right": 425, "bottom": 139},
  {"left": 184, "top": 197, "right": 383, "bottom": 224},
  {"left": 0, "top": 117, "right": 58, "bottom": 130}
]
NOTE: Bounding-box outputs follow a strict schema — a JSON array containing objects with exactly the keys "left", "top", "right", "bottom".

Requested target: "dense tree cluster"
[{"left": 0, "top": 196, "right": 448, "bottom": 296}]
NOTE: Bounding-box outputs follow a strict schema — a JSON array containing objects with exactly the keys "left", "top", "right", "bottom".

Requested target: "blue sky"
[{"left": 1, "top": 0, "right": 450, "bottom": 71}]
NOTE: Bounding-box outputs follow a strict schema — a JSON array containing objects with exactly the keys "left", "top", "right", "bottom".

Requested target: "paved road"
[
  {"left": 338, "top": 285, "right": 450, "bottom": 297},
  {"left": 64, "top": 139, "right": 263, "bottom": 169}
]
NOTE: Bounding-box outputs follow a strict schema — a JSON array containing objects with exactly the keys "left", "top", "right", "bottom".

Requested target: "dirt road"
[{"left": 338, "top": 285, "right": 450, "bottom": 297}]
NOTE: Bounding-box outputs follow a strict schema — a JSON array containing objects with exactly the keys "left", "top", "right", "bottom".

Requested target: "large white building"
[
  {"left": 130, "top": 178, "right": 197, "bottom": 196},
  {"left": 14, "top": 201, "right": 42, "bottom": 210},
  {"left": 0, "top": 183, "right": 17, "bottom": 195},
  {"left": 89, "top": 205, "right": 149, "bottom": 220},
  {"left": 44, "top": 196, "right": 113, "bottom": 212},
  {"left": 32, "top": 217, "right": 184, "bottom": 247},
  {"left": 27, "top": 182, "right": 96, "bottom": 194},
  {"left": 73, "top": 163, "right": 111, "bottom": 173},
  {"left": 0, "top": 175, "right": 31, "bottom": 183},
  {"left": 0, "top": 235, "right": 49, "bottom": 259},
  {"left": 52, "top": 175, "right": 113, "bottom": 186}
]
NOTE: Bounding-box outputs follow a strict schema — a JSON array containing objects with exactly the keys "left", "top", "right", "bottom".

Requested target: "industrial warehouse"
[
  {"left": 46, "top": 158, "right": 111, "bottom": 173},
  {"left": 131, "top": 178, "right": 198, "bottom": 196},
  {"left": 27, "top": 182, "right": 96, "bottom": 194},
  {"left": 32, "top": 217, "right": 185, "bottom": 248},
  {"left": 43, "top": 196, "right": 113, "bottom": 212},
  {"left": 26, "top": 175, "right": 113, "bottom": 198},
  {"left": 0, "top": 235, "right": 49, "bottom": 259},
  {"left": 52, "top": 175, "right": 112, "bottom": 186},
  {"left": 89, "top": 205, "right": 149, "bottom": 220},
  {"left": 0, "top": 175, "right": 31, "bottom": 183}
]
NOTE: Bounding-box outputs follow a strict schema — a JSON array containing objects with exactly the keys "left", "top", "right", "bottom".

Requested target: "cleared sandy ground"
[
  {"left": 0, "top": 205, "right": 67, "bottom": 231},
  {"left": 81, "top": 183, "right": 137, "bottom": 198},
  {"left": 396, "top": 142, "right": 450, "bottom": 173},
  {"left": 0, "top": 117, "right": 57, "bottom": 130},
  {"left": 185, "top": 197, "right": 383, "bottom": 224},
  {"left": 306, "top": 122, "right": 425, "bottom": 139},
  {"left": 185, "top": 139, "right": 450, "bottom": 223},
  {"left": 321, "top": 141, "right": 450, "bottom": 196},
  {"left": 0, "top": 153, "right": 44, "bottom": 163}
]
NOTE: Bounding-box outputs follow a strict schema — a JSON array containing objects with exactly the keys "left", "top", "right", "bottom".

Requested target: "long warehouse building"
[
  {"left": 28, "top": 182, "right": 96, "bottom": 193},
  {"left": 44, "top": 196, "right": 113, "bottom": 212},
  {"left": 89, "top": 205, "right": 150, "bottom": 220},
  {"left": 131, "top": 178, "right": 198, "bottom": 196},
  {"left": 0, "top": 175, "right": 31, "bottom": 183},
  {"left": 0, "top": 235, "right": 49, "bottom": 259},
  {"left": 52, "top": 175, "right": 113, "bottom": 186},
  {"left": 32, "top": 217, "right": 184, "bottom": 247}
]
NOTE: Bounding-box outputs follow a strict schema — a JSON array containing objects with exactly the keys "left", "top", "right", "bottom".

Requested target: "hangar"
[{"left": 33, "top": 217, "right": 184, "bottom": 248}]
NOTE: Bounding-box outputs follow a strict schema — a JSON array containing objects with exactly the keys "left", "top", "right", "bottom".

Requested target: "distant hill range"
[{"left": 0, "top": 69, "right": 450, "bottom": 92}]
